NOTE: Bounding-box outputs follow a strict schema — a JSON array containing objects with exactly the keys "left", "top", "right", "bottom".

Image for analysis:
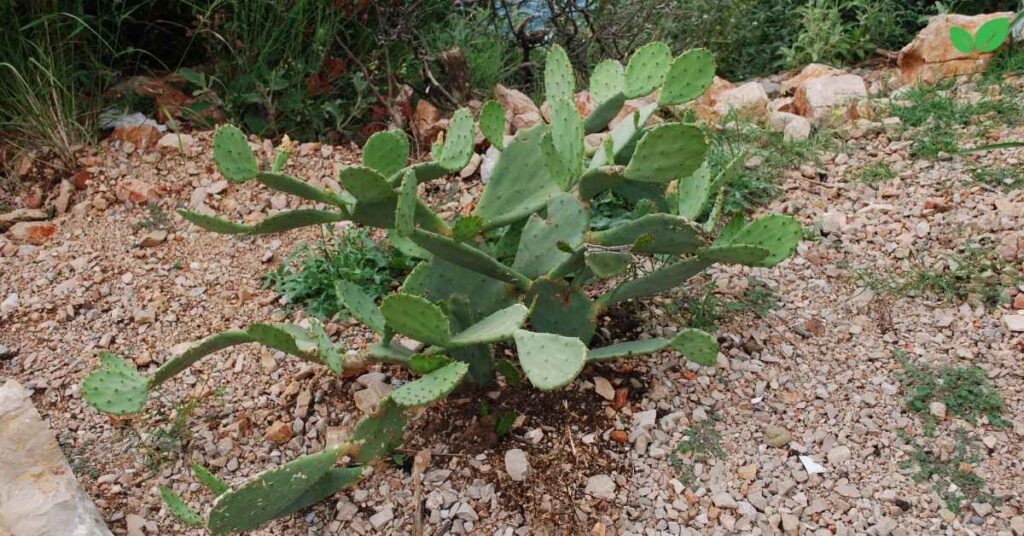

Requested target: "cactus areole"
[{"left": 82, "top": 42, "right": 801, "bottom": 533}]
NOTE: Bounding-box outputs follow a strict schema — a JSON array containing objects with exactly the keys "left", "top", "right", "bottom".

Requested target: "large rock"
[
  {"left": 8, "top": 221, "right": 58, "bottom": 245},
  {"left": 495, "top": 84, "right": 541, "bottom": 133},
  {"left": 696, "top": 78, "right": 768, "bottom": 123},
  {"left": 793, "top": 74, "right": 867, "bottom": 126},
  {"left": 413, "top": 100, "right": 446, "bottom": 143},
  {"left": 0, "top": 380, "right": 113, "bottom": 535},
  {"left": 780, "top": 63, "right": 846, "bottom": 95},
  {"left": 0, "top": 208, "right": 48, "bottom": 231},
  {"left": 898, "top": 12, "right": 1016, "bottom": 86}
]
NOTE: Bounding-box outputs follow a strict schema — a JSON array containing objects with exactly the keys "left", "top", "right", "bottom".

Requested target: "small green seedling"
[{"left": 950, "top": 17, "right": 1011, "bottom": 54}]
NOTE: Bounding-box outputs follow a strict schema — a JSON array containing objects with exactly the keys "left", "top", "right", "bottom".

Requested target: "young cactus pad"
[
  {"left": 212, "top": 125, "right": 258, "bottom": 183},
  {"left": 81, "top": 352, "right": 148, "bottom": 415},
  {"left": 513, "top": 329, "right": 588, "bottom": 390},
  {"left": 390, "top": 361, "right": 469, "bottom": 407}
]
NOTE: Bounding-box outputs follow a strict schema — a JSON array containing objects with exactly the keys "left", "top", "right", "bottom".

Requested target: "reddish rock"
[
  {"left": 263, "top": 421, "right": 293, "bottom": 444},
  {"left": 109, "top": 124, "right": 161, "bottom": 149},
  {"left": 72, "top": 171, "right": 92, "bottom": 190},
  {"left": 610, "top": 430, "right": 628, "bottom": 444},
  {"left": 495, "top": 84, "right": 542, "bottom": 133},
  {"left": 8, "top": 222, "right": 58, "bottom": 245},
  {"left": 612, "top": 387, "right": 629, "bottom": 411},
  {"left": 1013, "top": 293, "right": 1024, "bottom": 310},
  {"left": 413, "top": 99, "right": 445, "bottom": 143},
  {"left": 898, "top": 12, "right": 1015, "bottom": 86},
  {"left": 116, "top": 179, "right": 160, "bottom": 204},
  {"left": 22, "top": 189, "right": 43, "bottom": 209},
  {"left": 696, "top": 78, "right": 768, "bottom": 123}
]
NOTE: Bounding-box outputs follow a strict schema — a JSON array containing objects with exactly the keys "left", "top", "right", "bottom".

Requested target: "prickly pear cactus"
[{"left": 82, "top": 40, "right": 803, "bottom": 535}]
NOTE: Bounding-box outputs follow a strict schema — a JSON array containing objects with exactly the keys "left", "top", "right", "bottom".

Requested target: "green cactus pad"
[
  {"left": 624, "top": 42, "right": 672, "bottom": 99},
  {"left": 583, "top": 93, "right": 627, "bottom": 134},
  {"left": 411, "top": 229, "right": 531, "bottom": 290},
  {"left": 527, "top": 277, "right": 597, "bottom": 343},
  {"left": 351, "top": 398, "right": 407, "bottom": 464},
  {"left": 724, "top": 215, "right": 802, "bottom": 267},
  {"left": 540, "top": 131, "right": 572, "bottom": 190},
  {"left": 589, "top": 213, "right": 705, "bottom": 255},
  {"left": 658, "top": 48, "right": 716, "bottom": 106},
  {"left": 395, "top": 169, "right": 417, "bottom": 237},
  {"left": 676, "top": 163, "right": 712, "bottom": 221},
  {"left": 548, "top": 96, "right": 584, "bottom": 182},
  {"left": 624, "top": 123, "right": 707, "bottom": 183},
  {"left": 394, "top": 161, "right": 450, "bottom": 186},
  {"left": 451, "top": 215, "right": 484, "bottom": 242},
  {"left": 587, "top": 103, "right": 657, "bottom": 169},
  {"left": 709, "top": 152, "right": 744, "bottom": 192},
  {"left": 276, "top": 467, "right": 365, "bottom": 518},
  {"left": 479, "top": 100, "right": 506, "bottom": 150},
  {"left": 245, "top": 323, "right": 316, "bottom": 358},
  {"left": 390, "top": 361, "right": 469, "bottom": 407},
  {"left": 513, "top": 329, "right": 588, "bottom": 391},
  {"left": 212, "top": 124, "right": 258, "bottom": 183},
  {"left": 585, "top": 251, "right": 632, "bottom": 278},
  {"left": 670, "top": 328, "right": 719, "bottom": 366},
  {"left": 578, "top": 166, "right": 626, "bottom": 200},
  {"left": 513, "top": 193, "right": 589, "bottom": 278},
  {"left": 179, "top": 208, "right": 347, "bottom": 235},
  {"left": 191, "top": 461, "right": 230, "bottom": 495},
  {"left": 587, "top": 338, "right": 670, "bottom": 362},
  {"left": 450, "top": 303, "right": 529, "bottom": 346},
  {"left": 380, "top": 294, "right": 452, "bottom": 346},
  {"left": 338, "top": 165, "right": 395, "bottom": 203},
  {"left": 308, "top": 318, "right": 343, "bottom": 374},
  {"left": 335, "top": 280, "right": 386, "bottom": 335},
  {"left": 158, "top": 486, "right": 203, "bottom": 527},
  {"left": 590, "top": 59, "right": 625, "bottom": 104},
  {"left": 362, "top": 130, "right": 410, "bottom": 178},
  {"left": 388, "top": 230, "right": 432, "bottom": 259},
  {"left": 256, "top": 172, "right": 347, "bottom": 208},
  {"left": 436, "top": 108, "right": 475, "bottom": 171},
  {"left": 697, "top": 244, "right": 770, "bottom": 265},
  {"left": 410, "top": 353, "right": 453, "bottom": 375},
  {"left": 545, "top": 45, "right": 575, "bottom": 101},
  {"left": 600, "top": 257, "right": 713, "bottom": 307},
  {"left": 150, "top": 329, "right": 253, "bottom": 388},
  {"left": 207, "top": 448, "right": 341, "bottom": 534},
  {"left": 474, "top": 125, "right": 561, "bottom": 229},
  {"left": 702, "top": 189, "right": 725, "bottom": 234},
  {"left": 401, "top": 256, "right": 513, "bottom": 319},
  {"left": 81, "top": 352, "right": 148, "bottom": 415}
]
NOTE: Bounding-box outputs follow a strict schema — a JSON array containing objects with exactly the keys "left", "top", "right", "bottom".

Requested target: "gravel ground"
[{"left": 2, "top": 76, "right": 1024, "bottom": 536}]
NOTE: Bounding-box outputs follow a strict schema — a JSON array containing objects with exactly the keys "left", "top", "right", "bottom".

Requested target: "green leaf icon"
[
  {"left": 975, "top": 17, "right": 1010, "bottom": 53},
  {"left": 949, "top": 26, "right": 975, "bottom": 54}
]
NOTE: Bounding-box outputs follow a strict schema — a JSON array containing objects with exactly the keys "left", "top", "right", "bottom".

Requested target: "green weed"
[
  {"left": 855, "top": 162, "right": 897, "bottom": 184},
  {"left": 142, "top": 399, "right": 198, "bottom": 475},
  {"left": 899, "top": 430, "right": 1000, "bottom": 514},
  {"left": 686, "top": 278, "right": 780, "bottom": 332},
  {"left": 669, "top": 418, "right": 725, "bottom": 487},
  {"left": 971, "top": 165, "right": 1024, "bottom": 190},
  {"left": 263, "top": 228, "right": 416, "bottom": 320},
  {"left": 132, "top": 203, "right": 171, "bottom": 231},
  {"left": 899, "top": 360, "right": 1007, "bottom": 435}
]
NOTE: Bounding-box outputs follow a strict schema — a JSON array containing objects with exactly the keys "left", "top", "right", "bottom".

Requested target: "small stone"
[
  {"left": 593, "top": 376, "right": 614, "bottom": 401},
  {"left": 133, "top": 309, "right": 156, "bottom": 325},
  {"left": 453, "top": 502, "right": 478, "bottom": 521},
  {"left": 1004, "top": 315, "right": 1024, "bottom": 332},
  {"left": 585, "top": 474, "right": 616, "bottom": 500},
  {"left": 263, "top": 421, "right": 293, "bottom": 444},
  {"left": 610, "top": 430, "right": 628, "bottom": 443},
  {"left": 764, "top": 425, "right": 791, "bottom": 448},
  {"left": 504, "top": 449, "right": 530, "bottom": 482},
  {"left": 827, "top": 445, "right": 851, "bottom": 465},
  {"left": 369, "top": 507, "right": 394, "bottom": 529},
  {"left": 736, "top": 464, "right": 758, "bottom": 480},
  {"left": 1010, "top": 515, "right": 1024, "bottom": 535},
  {"left": 783, "top": 116, "right": 811, "bottom": 142},
  {"left": 633, "top": 409, "right": 657, "bottom": 431},
  {"left": 712, "top": 492, "right": 738, "bottom": 509},
  {"left": 874, "top": 516, "right": 897, "bottom": 536},
  {"left": 125, "top": 514, "right": 146, "bottom": 536},
  {"left": 939, "top": 509, "right": 957, "bottom": 523},
  {"left": 972, "top": 502, "right": 993, "bottom": 517},
  {"left": 137, "top": 230, "right": 167, "bottom": 248},
  {"left": 836, "top": 484, "right": 861, "bottom": 498},
  {"left": 781, "top": 513, "right": 799, "bottom": 533},
  {"left": 1, "top": 293, "right": 19, "bottom": 315},
  {"left": 929, "top": 401, "right": 947, "bottom": 419}
]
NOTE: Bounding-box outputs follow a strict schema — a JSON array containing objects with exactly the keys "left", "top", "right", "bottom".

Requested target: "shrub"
[{"left": 81, "top": 42, "right": 802, "bottom": 533}]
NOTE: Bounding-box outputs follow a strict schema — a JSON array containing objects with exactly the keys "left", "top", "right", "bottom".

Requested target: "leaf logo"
[{"left": 949, "top": 17, "right": 1011, "bottom": 54}]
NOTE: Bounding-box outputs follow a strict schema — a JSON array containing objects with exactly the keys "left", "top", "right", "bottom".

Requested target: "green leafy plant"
[
  {"left": 263, "top": 229, "right": 416, "bottom": 320},
  {"left": 81, "top": 42, "right": 802, "bottom": 534},
  {"left": 899, "top": 360, "right": 1008, "bottom": 435},
  {"left": 855, "top": 162, "right": 897, "bottom": 184},
  {"left": 950, "top": 16, "right": 1013, "bottom": 54},
  {"left": 900, "top": 430, "right": 1000, "bottom": 514}
]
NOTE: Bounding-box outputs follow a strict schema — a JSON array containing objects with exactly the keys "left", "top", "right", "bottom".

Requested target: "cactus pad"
[
  {"left": 589, "top": 213, "right": 705, "bottom": 255},
  {"left": 276, "top": 467, "right": 365, "bottom": 518},
  {"left": 587, "top": 103, "right": 657, "bottom": 169},
  {"left": 335, "top": 280, "right": 386, "bottom": 335},
  {"left": 351, "top": 398, "right": 408, "bottom": 464},
  {"left": 676, "top": 163, "right": 712, "bottom": 220},
  {"left": 670, "top": 328, "right": 719, "bottom": 366},
  {"left": 244, "top": 323, "right": 315, "bottom": 358},
  {"left": 452, "top": 215, "right": 484, "bottom": 242},
  {"left": 589, "top": 59, "right": 625, "bottom": 104},
  {"left": 548, "top": 96, "right": 584, "bottom": 182},
  {"left": 401, "top": 256, "right": 513, "bottom": 319},
  {"left": 256, "top": 172, "right": 346, "bottom": 208},
  {"left": 479, "top": 100, "right": 506, "bottom": 150},
  {"left": 208, "top": 448, "right": 341, "bottom": 534},
  {"left": 724, "top": 215, "right": 802, "bottom": 267},
  {"left": 159, "top": 486, "right": 203, "bottom": 527},
  {"left": 585, "top": 251, "right": 632, "bottom": 278},
  {"left": 544, "top": 44, "right": 575, "bottom": 101},
  {"left": 513, "top": 329, "right": 588, "bottom": 391},
  {"left": 513, "top": 194, "right": 589, "bottom": 278},
  {"left": 583, "top": 93, "right": 627, "bottom": 134},
  {"left": 380, "top": 294, "right": 452, "bottom": 346},
  {"left": 527, "top": 277, "right": 597, "bottom": 342},
  {"left": 391, "top": 361, "right": 469, "bottom": 407},
  {"left": 697, "top": 244, "right": 770, "bottom": 265},
  {"left": 180, "top": 208, "right": 346, "bottom": 236},
  {"left": 436, "top": 108, "right": 474, "bottom": 171},
  {"left": 308, "top": 317, "right": 343, "bottom": 374},
  {"left": 212, "top": 125, "right": 258, "bottom": 183},
  {"left": 362, "top": 130, "right": 409, "bottom": 177},
  {"left": 600, "top": 257, "right": 713, "bottom": 306},
  {"left": 474, "top": 125, "right": 561, "bottom": 229},
  {"left": 191, "top": 461, "right": 230, "bottom": 495},
  {"left": 624, "top": 123, "right": 707, "bottom": 183},
  {"left": 395, "top": 169, "right": 417, "bottom": 237},
  {"left": 410, "top": 353, "right": 453, "bottom": 374},
  {"left": 450, "top": 303, "right": 529, "bottom": 346},
  {"left": 81, "top": 352, "right": 148, "bottom": 415},
  {"left": 578, "top": 166, "right": 626, "bottom": 200},
  {"left": 411, "top": 229, "right": 531, "bottom": 290},
  {"left": 624, "top": 42, "right": 672, "bottom": 98},
  {"left": 338, "top": 165, "right": 395, "bottom": 203},
  {"left": 150, "top": 329, "right": 253, "bottom": 388},
  {"left": 658, "top": 48, "right": 716, "bottom": 106},
  {"left": 587, "top": 338, "right": 670, "bottom": 362}
]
